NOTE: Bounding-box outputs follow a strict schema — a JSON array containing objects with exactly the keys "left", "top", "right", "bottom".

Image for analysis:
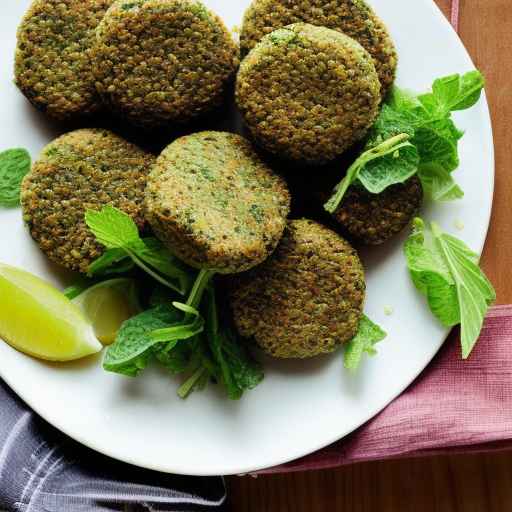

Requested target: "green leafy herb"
[
  {"left": 89, "top": 210, "right": 264, "bottom": 400},
  {"left": 324, "top": 133, "right": 418, "bottom": 213},
  {"left": 344, "top": 315, "right": 387, "bottom": 371},
  {"left": 417, "top": 163, "right": 464, "bottom": 202},
  {"left": 103, "top": 305, "right": 182, "bottom": 377},
  {"left": 324, "top": 71, "right": 485, "bottom": 212},
  {"left": 419, "top": 70, "right": 485, "bottom": 115},
  {"left": 149, "top": 303, "right": 204, "bottom": 344},
  {"left": 86, "top": 206, "right": 190, "bottom": 294},
  {"left": 404, "top": 218, "right": 495, "bottom": 358},
  {"left": 0, "top": 148, "right": 31, "bottom": 207},
  {"left": 204, "top": 286, "right": 263, "bottom": 399}
]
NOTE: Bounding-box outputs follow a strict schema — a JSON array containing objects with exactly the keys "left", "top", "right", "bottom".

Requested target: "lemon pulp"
[
  {"left": 0, "top": 263, "right": 102, "bottom": 361},
  {"left": 73, "top": 278, "right": 140, "bottom": 345}
]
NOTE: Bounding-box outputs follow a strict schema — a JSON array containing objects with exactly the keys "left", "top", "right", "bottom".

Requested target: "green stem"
[
  {"left": 126, "top": 249, "right": 184, "bottom": 295},
  {"left": 177, "top": 366, "right": 208, "bottom": 399},
  {"left": 186, "top": 269, "right": 215, "bottom": 310},
  {"left": 324, "top": 133, "right": 411, "bottom": 214},
  {"left": 150, "top": 317, "right": 204, "bottom": 343}
]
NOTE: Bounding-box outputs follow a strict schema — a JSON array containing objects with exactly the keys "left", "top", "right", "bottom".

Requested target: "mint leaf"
[
  {"left": 85, "top": 205, "right": 139, "bottom": 249},
  {"left": 156, "top": 339, "right": 196, "bottom": 374},
  {"left": 413, "top": 126, "right": 459, "bottom": 173},
  {"left": 418, "top": 164, "right": 464, "bottom": 202},
  {"left": 357, "top": 141, "right": 419, "bottom": 194},
  {"left": 344, "top": 315, "right": 387, "bottom": 371},
  {"left": 368, "top": 104, "right": 416, "bottom": 142},
  {"left": 86, "top": 206, "right": 192, "bottom": 294},
  {"left": 404, "top": 218, "right": 495, "bottom": 358},
  {"left": 104, "top": 305, "right": 182, "bottom": 376},
  {"left": 150, "top": 303, "right": 204, "bottom": 344},
  {"left": 0, "top": 148, "right": 31, "bottom": 207},
  {"left": 432, "top": 71, "right": 485, "bottom": 113}
]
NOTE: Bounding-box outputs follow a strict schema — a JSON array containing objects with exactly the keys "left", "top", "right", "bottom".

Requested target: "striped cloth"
[{"left": 0, "top": 380, "right": 227, "bottom": 511}]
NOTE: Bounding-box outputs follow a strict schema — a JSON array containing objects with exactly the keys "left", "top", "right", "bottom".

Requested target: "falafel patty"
[
  {"left": 335, "top": 175, "right": 423, "bottom": 245},
  {"left": 239, "top": 0, "right": 397, "bottom": 97},
  {"left": 229, "top": 219, "right": 366, "bottom": 358},
  {"left": 236, "top": 23, "right": 381, "bottom": 164},
  {"left": 21, "top": 129, "right": 155, "bottom": 273},
  {"left": 92, "top": 0, "right": 239, "bottom": 128},
  {"left": 144, "top": 131, "right": 291, "bottom": 274},
  {"left": 15, "top": 0, "right": 113, "bottom": 120}
]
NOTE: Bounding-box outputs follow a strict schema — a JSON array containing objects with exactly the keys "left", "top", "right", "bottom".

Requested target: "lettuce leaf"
[
  {"left": 404, "top": 218, "right": 495, "bottom": 358},
  {"left": 344, "top": 315, "right": 387, "bottom": 371}
]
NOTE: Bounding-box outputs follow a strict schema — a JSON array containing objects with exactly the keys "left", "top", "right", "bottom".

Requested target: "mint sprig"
[
  {"left": 324, "top": 71, "right": 485, "bottom": 212},
  {"left": 86, "top": 205, "right": 191, "bottom": 294},
  {"left": 0, "top": 148, "right": 31, "bottom": 207},
  {"left": 85, "top": 208, "right": 264, "bottom": 400},
  {"left": 404, "top": 218, "right": 495, "bottom": 358}
]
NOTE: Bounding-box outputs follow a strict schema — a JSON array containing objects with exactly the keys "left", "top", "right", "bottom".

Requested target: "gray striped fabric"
[{"left": 0, "top": 380, "right": 227, "bottom": 512}]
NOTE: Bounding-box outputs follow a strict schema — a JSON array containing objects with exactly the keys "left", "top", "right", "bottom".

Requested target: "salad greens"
[
  {"left": 85, "top": 205, "right": 387, "bottom": 393},
  {"left": 325, "top": 71, "right": 485, "bottom": 213},
  {"left": 0, "top": 148, "right": 31, "bottom": 207},
  {"left": 344, "top": 315, "right": 387, "bottom": 371},
  {"left": 86, "top": 205, "right": 263, "bottom": 399},
  {"left": 404, "top": 218, "right": 495, "bottom": 358}
]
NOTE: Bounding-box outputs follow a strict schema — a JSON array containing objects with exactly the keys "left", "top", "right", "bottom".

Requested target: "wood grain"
[{"left": 228, "top": 1, "right": 512, "bottom": 509}]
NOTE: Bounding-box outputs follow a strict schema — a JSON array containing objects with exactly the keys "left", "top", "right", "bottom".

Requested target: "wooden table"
[{"left": 228, "top": 1, "right": 512, "bottom": 509}]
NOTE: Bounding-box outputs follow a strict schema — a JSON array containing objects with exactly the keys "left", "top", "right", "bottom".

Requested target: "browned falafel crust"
[
  {"left": 15, "top": 0, "right": 113, "bottom": 120},
  {"left": 239, "top": 0, "right": 397, "bottom": 97},
  {"left": 21, "top": 129, "right": 155, "bottom": 273},
  {"left": 92, "top": 0, "right": 239, "bottom": 128},
  {"left": 335, "top": 175, "right": 424, "bottom": 245},
  {"left": 229, "top": 219, "right": 366, "bottom": 358},
  {"left": 236, "top": 23, "right": 381, "bottom": 164},
  {"left": 144, "top": 131, "right": 291, "bottom": 274}
]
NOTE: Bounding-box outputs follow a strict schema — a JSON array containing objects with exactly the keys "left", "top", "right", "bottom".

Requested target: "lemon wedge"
[
  {"left": 0, "top": 263, "right": 102, "bottom": 361},
  {"left": 73, "top": 278, "right": 140, "bottom": 345}
]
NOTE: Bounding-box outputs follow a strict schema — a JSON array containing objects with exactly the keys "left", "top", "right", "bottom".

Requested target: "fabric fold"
[
  {"left": 261, "top": 306, "right": 512, "bottom": 474},
  {"left": 0, "top": 381, "right": 227, "bottom": 512}
]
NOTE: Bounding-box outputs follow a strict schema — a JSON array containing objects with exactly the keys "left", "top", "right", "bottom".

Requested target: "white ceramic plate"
[{"left": 0, "top": 0, "right": 494, "bottom": 476}]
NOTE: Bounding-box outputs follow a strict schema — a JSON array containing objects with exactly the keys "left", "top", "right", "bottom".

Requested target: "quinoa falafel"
[
  {"left": 229, "top": 219, "right": 366, "bottom": 358},
  {"left": 144, "top": 131, "right": 291, "bottom": 274},
  {"left": 21, "top": 129, "right": 155, "bottom": 273},
  {"left": 92, "top": 0, "right": 239, "bottom": 128},
  {"left": 335, "top": 175, "right": 424, "bottom": 245},
  {"left": 239, "top": 0, "right": 397, "bottom": 97},
  {"left": 15, "top": 0, "right": 113, "bottom": 120},
  {"left": 236, "top": 23, "right": 381, "bottom": 164}
]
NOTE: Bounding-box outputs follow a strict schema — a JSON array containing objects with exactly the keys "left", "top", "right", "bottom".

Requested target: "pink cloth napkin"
[
  {"left": 257, "top": 1, "right": 510, "bottom": 474},
  {"left": 261, "top": 306, "right": 512, "bottom": 473},
  {"left": 451, "top": 0, "right": 460, "bottom": 32}
]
